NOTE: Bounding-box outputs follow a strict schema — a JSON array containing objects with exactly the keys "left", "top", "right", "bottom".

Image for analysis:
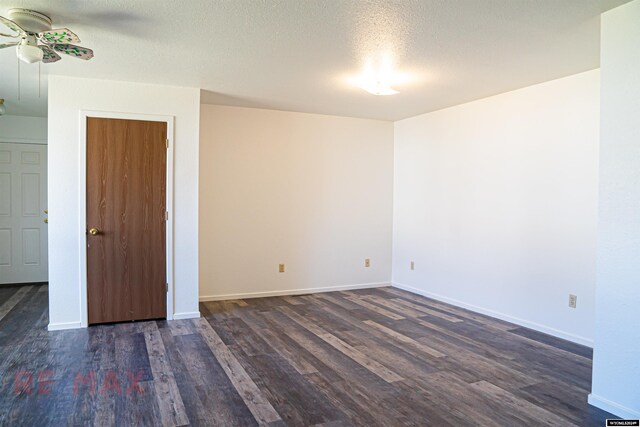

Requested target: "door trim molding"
[
  {"left": 0, "top": 139, "right": 47, "bottom": 145},
  {"left": 0, "top": 137, "right": 47, "bottom": 144},
  {"left": 78, "top": 111, "right": 175, "bottom": 327}
]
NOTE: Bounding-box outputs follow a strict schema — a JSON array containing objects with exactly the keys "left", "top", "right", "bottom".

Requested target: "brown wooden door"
[{"left": 86, "top": 118, "right": 167, "bottom": 324}]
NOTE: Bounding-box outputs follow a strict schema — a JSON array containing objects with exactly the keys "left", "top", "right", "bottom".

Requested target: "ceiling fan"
[{"left": 0, "top": 8, "right": 94, "bottom": 64}]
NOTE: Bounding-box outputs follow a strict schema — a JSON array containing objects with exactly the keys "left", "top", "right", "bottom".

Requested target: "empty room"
[{"left": 0, "top": 0, "right": 638, "bottom": 426}]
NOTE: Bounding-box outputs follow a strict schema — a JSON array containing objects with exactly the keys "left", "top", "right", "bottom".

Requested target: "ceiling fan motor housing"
[{"left": 7, "top": 8, "right": 51, "bottom": 34}]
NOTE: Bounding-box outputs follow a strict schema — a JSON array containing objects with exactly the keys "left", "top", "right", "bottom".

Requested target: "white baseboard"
[
  {"left": 391, "top": 282, "right": 593, "bottom": 347},
  {"left": 173, "top": 311, "right": 201, "bottom": 320},
  {"left": 199, "top": 282, "right": 390, "bottom": 302},
  {"left": 48, "top": 321, "right": 83, "bottom": 331},
  {"left": 588, "top": 393, "right": 640, "bottom": 419},
  {"left": 47, "top": 313, "right": 201, "bottom": 328}
]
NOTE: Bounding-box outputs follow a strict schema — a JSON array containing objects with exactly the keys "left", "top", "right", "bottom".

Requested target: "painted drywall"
[
  {"left": 589, "top": 0, "right": 640, "bottom": 418},
  {"left": 392, "top": 70, "right": 600, "bottom": 346},
  {"left": 47, "top": 75, "right": 200, "bottom": 329},
  {"left": 0, "top": 115, "right": 48, "bottom": 144},
  {"left": 199, "top": 105, "right": 394, "bottom": 300}
]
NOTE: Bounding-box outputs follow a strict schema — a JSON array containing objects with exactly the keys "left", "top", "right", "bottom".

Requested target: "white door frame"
[{"left": 78, "top": 110, "right": 175, "bottom": 327}]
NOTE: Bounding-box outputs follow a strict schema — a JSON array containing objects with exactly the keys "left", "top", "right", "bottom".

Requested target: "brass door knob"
[
  {"left": 43, "top": 218, "right": 48, "bottom": 224},
  {"left": 89, "top": 228, "right": 100, "bottom": 235}
]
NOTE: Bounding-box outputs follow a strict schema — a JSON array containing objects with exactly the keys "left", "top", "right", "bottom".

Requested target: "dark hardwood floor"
[{"left": 0, "top": 283, "right": 614, "bottom": 426}]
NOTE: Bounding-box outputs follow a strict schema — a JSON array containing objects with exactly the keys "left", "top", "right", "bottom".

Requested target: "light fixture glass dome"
[
  {"left": 361, "top": 81, "right": 399, "bottom": 96},
  {"left": 17, "top": 43, "right": 43, "bottom": 64},
  {"left": 350, "top": 54, "right": 403, "bottom": 96}
]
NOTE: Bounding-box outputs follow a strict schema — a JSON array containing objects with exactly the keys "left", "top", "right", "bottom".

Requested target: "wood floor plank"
[
  {"left": 301, "top": 297, "right": 446, "bottom": 378},
  {"left": 410, "top": 319, "right": 586, "bottom": 392},
  {"left": 515, "top": 379, "right": 613, "bottom": 426},
  {"left": 157, "top": 327, "right": 224, "bottom": 426},
  {"left": 230, "top": 347, "right": 345, "bottom": 426},
  {"left": 393, "top": 377, "right": 503, "bottom": 427},
  {"left": 318, "top": 332, "right": 403, "bottom": 383},
  {"left": 469, "top": 380, "right": 580, "bottom": 426},
  {"left": 228, "top": 299, "right": 249, "bottom": 307},
  {"left": 396, "top": 371, "right": 516, "bottom": 426},
  {"left": 174, "top": 331, "right": 258, "bottom": 426},
  {"left": 341, "top": 296, "right": 405, "bottom": 320},
  {"left": 304, "top": 372, "right": 383, "bottom": 427},
  {"left": 223, "top": 317, "right": 278, "bottom": 357},
  {"left": 144, "top": 324, "right": 189, "bottom": 427},
  {"left": 446, "top": 319, "right": 593, "bottom": 390},
  {"left": 5, "top": 283, "right": 50, "bottom": 351},
  {"left": 234, "top": 308, "right": 319, "bottom": 375},
  {"left": 389, "top": 297, "right": 465, "bottom": 323},
  {"left": 378, "top": 287, "right": 514, "bottom": 330},
  {"left": 288, "top": 297, "right": 452, "bottom": 384},
  {"left": 278, "top": 306, "right": 404, "bottom": 383},
  {"left": 363, "top": 320, "right": 446, "bottom": 358},
  {"left": 282, "top": 296, "right": 304, "bottom": 306},
  {"left": 325, "top": 293, "right": 585, "bottom": 395},
  {"left": 314, "top": 293, "right": 365, "bottom": 311},
  {"left": 90, "top": 327, "right": 118, "bottom": 427},
  {"left": 320, "top": 296, "right": 535, "bottom": 395},
  {"left": 0, "top": 285, "right": 23, "bottom": 302},
  {"left": 68, "top": 327, "right": 106, "bottom": 425},
  {"left": 167, "top": 319, "right": 195, "bottom": 336},
  {"left": 260, "top": 309, "right": 399, "bottom": 398},
  {"left": 249, "top": 309, "right": 346, "bottom": 384},
  {"left": 0, "top": 286, "right": 33, "bottom": 323},
  {"left": 507, "top": 326, "right": 592, "bottom": 359},
  {"left": 194, "top": 317, "right": 282, "bottom": 425},
  {"left": 362, "top": 294, "right": 428, "bottom": 318},
  {"left": 414, "top": 332, "right": 541, "bottom": 389}
]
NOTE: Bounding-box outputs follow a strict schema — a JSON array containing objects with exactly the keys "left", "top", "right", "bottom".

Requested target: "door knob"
[
  {"left": 43, "top": 218, "right": 48, "bottom": 224},
  {"left": 89, "top": 228, "right": 100, "bottom": 235}
]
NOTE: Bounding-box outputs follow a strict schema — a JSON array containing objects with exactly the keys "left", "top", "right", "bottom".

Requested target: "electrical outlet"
[
  {"left": 279, "top": 264, "right": 285, "bottom": 273},
  {"left": 569, "top": 294, "right": 577, "bottom": 308},
  {"left": 410, "top": 261, "right": 415, "bottom": 270},
  {"left": 364, "top": 258, "right": 371, "bottom": 268}
]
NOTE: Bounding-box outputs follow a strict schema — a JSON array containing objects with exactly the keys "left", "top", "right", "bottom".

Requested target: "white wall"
[
  {"left": 47, "top": 75, "right": 200, "bottom": 329},
  {"left": 199, "top": 105, "right": 394, "bottom": 299},
  {"left": 392, "top": 70, "right": 600, "bottom": 346},
  {"left": 0, "top": 115, "right": 47, "bottom": 144},
  {"left": 589, "top": 0, "right": 640, "bottom": 418}
]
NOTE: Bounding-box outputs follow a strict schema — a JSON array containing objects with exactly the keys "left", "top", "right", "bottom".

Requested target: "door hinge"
[
  {"left": 166, "top": 282, "right": 169, "bottom": 293},
  {"left": 166, "top": 138, "right": 169, "bottom": 149},
  {"left": 164, "top": 210, "right": 168, "bottom": 221}
]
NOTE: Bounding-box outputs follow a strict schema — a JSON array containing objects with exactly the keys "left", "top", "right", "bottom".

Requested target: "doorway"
[
  {"left": 85, "top": 117, "right": 169, "bottom": 324},
  {"left": 0, "top": 142, "right": 48, "bottom": 285}
]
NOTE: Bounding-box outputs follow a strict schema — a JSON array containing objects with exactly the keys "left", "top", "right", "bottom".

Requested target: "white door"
[{"left": 0, "top": 143, "right": 48, "bottom": 284}]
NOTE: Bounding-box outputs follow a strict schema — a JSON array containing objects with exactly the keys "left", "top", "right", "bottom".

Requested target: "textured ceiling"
[{"left": 0, "top": 0, "right": 630, "bottom": 120}]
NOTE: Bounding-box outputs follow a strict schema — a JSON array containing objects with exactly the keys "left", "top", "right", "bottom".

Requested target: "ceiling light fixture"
[
  {"left": 16, "top": 38, "right": 43, "bottom": 63},
  {"left": 351, "top": 54, "right": 403, "bottom": 96},
  {"left": 0, "top": 99, "right": 6, "bottom": 116},
  {"left": 361, "top": 80, "right": 399, "bottom": 96}
]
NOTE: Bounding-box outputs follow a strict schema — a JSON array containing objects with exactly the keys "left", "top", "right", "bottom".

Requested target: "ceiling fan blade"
[
  {"left": 53, "top": 43, "right": 94, "bottom": 60},
  {"left": 0, "top": 41, "right": 18, "bottom": 49},
  {"left": 39, "top": 28, "right": 81, "bottom": 45},
  {"left": 39, "top": 45, "right": 61, "bottom": 63},
  {"left": 0, "top": 16, "right": 26, "bottom": 36}
]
